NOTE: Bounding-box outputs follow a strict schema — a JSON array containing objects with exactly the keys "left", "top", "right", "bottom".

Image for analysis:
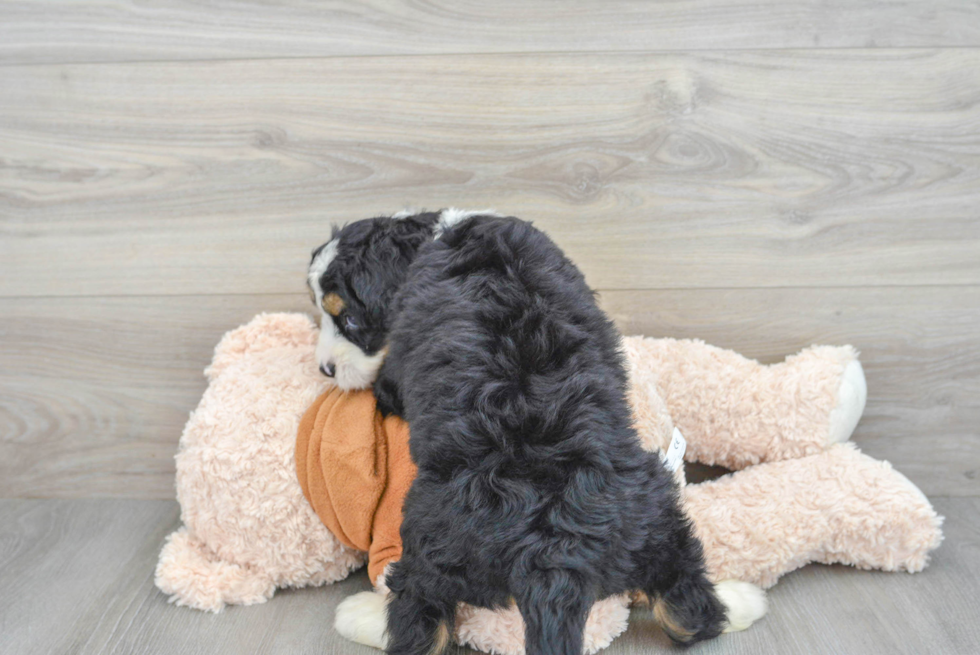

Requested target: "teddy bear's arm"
[{"left": 622, "top": 336, "right": 866, "bottom": 470}]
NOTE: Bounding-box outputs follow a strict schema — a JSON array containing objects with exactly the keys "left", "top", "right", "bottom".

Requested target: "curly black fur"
[{"left": 315, "top": 213, "right": 727, "bottom": 655}]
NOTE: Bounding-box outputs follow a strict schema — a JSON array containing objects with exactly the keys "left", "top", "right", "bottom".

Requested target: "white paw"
[
  {"left": 715, "top": 580, "right": 767, "bottom": 633},
  {"left": 827, "top": 359, "right": 867, "bottom": 444},
  {"left": 335, "top": 591, "right": 389, "bottom": 650}
]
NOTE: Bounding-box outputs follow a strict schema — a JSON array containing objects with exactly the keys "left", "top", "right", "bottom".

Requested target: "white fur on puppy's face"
[
  {"left": 314, "top": 318, "right": 385, "bottom": 390},
  {"left": 309, "top": 237, "right": 385, "bottom": 390},
  {"left": 308, "top": 239, "right": 339, "bottom": 297}
]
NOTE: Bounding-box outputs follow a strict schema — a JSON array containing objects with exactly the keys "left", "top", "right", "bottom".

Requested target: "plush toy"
[{"left": 156, "top": 313, "right": 943, "bottom": 654}]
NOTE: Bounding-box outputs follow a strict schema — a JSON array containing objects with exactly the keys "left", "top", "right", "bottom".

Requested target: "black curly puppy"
[{"left": 308, "top": 210, "right": 765, "bottom": 655}]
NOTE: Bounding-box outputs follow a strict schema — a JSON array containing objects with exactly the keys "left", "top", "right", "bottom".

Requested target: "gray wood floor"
[
  {"left": 2, "top": 2, "right": 979, "bottom": 654},
  {"left": 1, "top": 497, "right": 977, "bottom": 655}
]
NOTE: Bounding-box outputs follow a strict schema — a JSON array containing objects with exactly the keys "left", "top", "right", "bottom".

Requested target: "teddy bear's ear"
[{"left": 206, "top": 313, "right": 318, "bottom": 381}]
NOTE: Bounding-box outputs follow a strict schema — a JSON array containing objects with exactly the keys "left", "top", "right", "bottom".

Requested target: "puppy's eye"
[{"left": 344, "top": 316, "right": 358, "bottom": 332}]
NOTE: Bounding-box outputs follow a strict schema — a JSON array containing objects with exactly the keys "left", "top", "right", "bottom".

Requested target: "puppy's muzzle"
[{"left": 319, "top": 362, "right": 336, "bottom": 378}]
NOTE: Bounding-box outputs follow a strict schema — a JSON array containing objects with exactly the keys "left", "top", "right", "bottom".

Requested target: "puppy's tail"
[
  {"left": 714, "top": 580, "right": 768, "bottom": 632},
  {"left": 518, "top": 569, "right": 594, "bottom": 655}
]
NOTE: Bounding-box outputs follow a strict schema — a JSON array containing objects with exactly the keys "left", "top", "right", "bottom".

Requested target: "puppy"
[{"left": 309, "top": 210, "right": 765, "bottom": 655}]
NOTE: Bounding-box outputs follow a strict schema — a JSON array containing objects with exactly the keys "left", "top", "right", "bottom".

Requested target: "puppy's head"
[{"left": 307, "top": 212, "right": 438, "bottom": 389}]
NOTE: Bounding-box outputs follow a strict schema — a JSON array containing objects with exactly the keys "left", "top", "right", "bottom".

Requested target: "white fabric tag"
[{"left": 662, "top": 427, "right": 687, "bottom": 472}]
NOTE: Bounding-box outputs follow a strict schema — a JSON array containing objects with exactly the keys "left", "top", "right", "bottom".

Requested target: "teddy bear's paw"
[
  {"left": 827, "top": 359, "right": 867, "bottom": 445},
  {"left": 335, "top": 591, "right": 388, "bottom": 650},
  {"left": 715, "top": 580, "right": 767, "bottom": 632}
]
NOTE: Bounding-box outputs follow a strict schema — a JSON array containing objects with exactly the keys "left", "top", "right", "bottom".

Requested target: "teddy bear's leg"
[
  {"left": 154, "top": 527, "right": 277, "bottom": 612},
  {"left": 684, "top": 444, "right": 944, "bottom": 589},
  {"left": 455, "top": 594, "right": 631, "bottom": 655},
  {"left": 622, "top": 336, "right": 867, "bottom": 469},
  {"left": 339, "top": 566, "right": 628, "bottom": 655},
  {"left": 338, "top": 589, "right": 635, "bottom": 655}
]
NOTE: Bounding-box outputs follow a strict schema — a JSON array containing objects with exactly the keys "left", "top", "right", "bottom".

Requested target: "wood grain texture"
[
  {"left": 2, "top": 1, "right": 980, "bottom": 65},
  {"left": 2, "top": 288, "right": 977, "bottom": 498},
  {"left": 2, "top": 49, "right": 979, "bottom": 296},
  {"left": 0, "top": 498, "right": 976, "bottom": 654},
  {"left": 0, "top": 294, "right": 308, "bottom": 498}
]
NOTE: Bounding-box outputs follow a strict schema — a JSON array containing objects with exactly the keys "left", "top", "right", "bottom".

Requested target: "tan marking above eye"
[{"left": 322, "top": 292, "right": 345, "bottom": 316}]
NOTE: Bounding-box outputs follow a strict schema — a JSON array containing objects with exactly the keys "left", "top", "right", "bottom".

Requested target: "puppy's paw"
[
  {"left": 335, "top": 591, "right": 388, "bottom": 650},
  {"left": 715, "top": 580, "right": 767, "bottom": 632}
]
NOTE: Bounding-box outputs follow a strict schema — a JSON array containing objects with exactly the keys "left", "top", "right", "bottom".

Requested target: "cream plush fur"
[{"left": 156, "top": 313, "right": 943, "bottom": 654}]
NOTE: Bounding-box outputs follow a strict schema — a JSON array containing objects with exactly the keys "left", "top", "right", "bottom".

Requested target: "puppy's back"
[
  {"left": 390, "top": 215, "right": 634, "bottom": 466},
  {"left": 383, "top": 215, "right": 750, "bottom": 655}
]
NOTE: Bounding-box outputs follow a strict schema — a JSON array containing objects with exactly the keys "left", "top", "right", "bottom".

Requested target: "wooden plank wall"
[{"left": 1, "top": 1, "right": 978, "bottom": 498}]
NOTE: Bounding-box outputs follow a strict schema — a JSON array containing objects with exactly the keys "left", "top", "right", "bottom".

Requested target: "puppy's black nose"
[{"left": 320, "top": 362, "right": 336, "bottom": 378}]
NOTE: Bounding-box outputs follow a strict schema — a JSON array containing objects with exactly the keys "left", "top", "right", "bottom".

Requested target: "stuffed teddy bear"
[{"left": 155, "top": 313, "right": 943, "bottom": 654}]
